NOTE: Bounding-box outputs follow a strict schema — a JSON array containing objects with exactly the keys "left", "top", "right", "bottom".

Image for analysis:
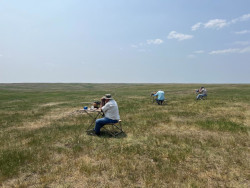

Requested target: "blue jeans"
[
  {"left": 197, "top": 94, "right": 207, "bottom": 100},
  {"left": 95, "top": 117, "right": 118, "bottom": 135}
]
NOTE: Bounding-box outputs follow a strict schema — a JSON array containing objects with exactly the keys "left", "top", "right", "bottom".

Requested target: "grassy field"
[{"left": 0, "top": 83, "right": 249, "bottom": 187}]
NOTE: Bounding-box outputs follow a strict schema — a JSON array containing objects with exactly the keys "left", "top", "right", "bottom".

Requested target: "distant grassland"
[{"left": 0, "top": 83, "right": 249, "bottom": 187}]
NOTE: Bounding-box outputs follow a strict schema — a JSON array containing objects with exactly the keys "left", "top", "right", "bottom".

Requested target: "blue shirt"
[{"left": 154, "top": 90, "right": 165, "bottom": 100}]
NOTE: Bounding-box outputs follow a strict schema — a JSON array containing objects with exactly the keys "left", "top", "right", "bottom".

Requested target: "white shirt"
[
  {"left": 101, "top": 99, "right": 120, "bottom": 120},
  {"left": 201, "top": 88, "right": 207, "bottom": 95}
]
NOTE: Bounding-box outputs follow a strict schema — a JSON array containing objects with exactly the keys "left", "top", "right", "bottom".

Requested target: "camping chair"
[
  {"left": 200, "top": 95, "right": 207, "bottom": 100},
  {"left": 197, "top": 93, "right": 207, "bottom": 100},
  {"left": 102, "top": 120, "right": 123, "bottom": 137}
]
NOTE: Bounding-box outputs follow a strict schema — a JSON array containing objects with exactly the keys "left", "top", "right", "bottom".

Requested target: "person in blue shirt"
[{"left": 154, "top": 90, "right": 165, "bottom": 105}]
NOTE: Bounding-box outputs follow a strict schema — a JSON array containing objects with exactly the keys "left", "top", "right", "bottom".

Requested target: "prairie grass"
[{"left": 0, "top": 83, "right": 249, "bottom": 187}]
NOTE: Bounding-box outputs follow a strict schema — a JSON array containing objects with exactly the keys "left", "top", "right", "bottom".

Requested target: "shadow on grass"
[{"left": 97, "top": 131, "right": 127, "bottom": 138}]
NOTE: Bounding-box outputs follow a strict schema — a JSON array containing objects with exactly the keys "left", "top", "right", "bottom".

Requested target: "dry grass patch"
[
  {"left": 40, "top": 102, "right": 67, "bottom": 107},
  {"left": 9, "top": 107, "right": 78, "bottom": 131},
  {"left": 150, "top": 120, "right": 250, "bottom": 187}
]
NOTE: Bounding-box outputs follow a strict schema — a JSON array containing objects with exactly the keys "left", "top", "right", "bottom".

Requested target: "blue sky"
[{"left": 0, "top": 0, "right": 250, "bottom": 83}]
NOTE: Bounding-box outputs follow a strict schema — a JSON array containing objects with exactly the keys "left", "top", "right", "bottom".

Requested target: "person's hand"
[{"left": 96, "top": 108, "right": 102, "bottom": 112}]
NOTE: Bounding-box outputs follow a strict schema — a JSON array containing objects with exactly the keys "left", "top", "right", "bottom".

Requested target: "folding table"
[{"left": 80, "top": 109, "right": 103, "bottom": 132}]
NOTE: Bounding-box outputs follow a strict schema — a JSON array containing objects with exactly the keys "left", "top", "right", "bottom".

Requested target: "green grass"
[
  {"left": 0, "top": 149, "right": 33, "bottom": 177},
  {"left": 196, "top": 119, "right": 247, "bottom": 132},
  {"left": 0, "top": 83, "right": 249, "bottom": 187}
]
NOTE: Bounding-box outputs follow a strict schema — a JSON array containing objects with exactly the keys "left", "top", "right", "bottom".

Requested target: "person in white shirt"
[
  {"left": 196, "top": 87, "right": 207, "bottom": 100},
  {"left": 93, "top": 94, "right": 120, "bottom": 135}
]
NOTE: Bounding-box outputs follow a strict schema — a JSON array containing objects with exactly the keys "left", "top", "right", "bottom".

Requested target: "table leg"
[{"left": 86, "top": 111, "right": 102, "bottom": 131}]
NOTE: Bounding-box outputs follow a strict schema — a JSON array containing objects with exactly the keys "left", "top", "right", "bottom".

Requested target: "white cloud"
[
  {"left": 204, "top": 19, "right": 228, "bottom": 29},
  {"left": 192, "top": 13, "right": 250, "bottom": 31},
  {"left": 191, "top": 22, "right": 202, "bottom": 31},
  {"left": 131, "top": 42, "right": 144, "bottom": 48},
  {"left": 234, "top": 30, "right": 250, "bottom": 34},
  {"left": 131, "top": 44, "right": 138, "bottom": 48},
  {"left": 187, "top": 54, "right": 196, "bottom": 58},
  {"left": 239, "top": 46, "right": 250, "bottom": 53},
  {"left": 233, "top": 41, "right": 250, "bottom": 46},
  {"left": 167, "top": 31, "right": 193, "bottom": 41},
  {"left": 194, "top": 50, "right": 204, "bottom": 54},
  {"left": 209, "top": 46, "right": 250, "bottom": 54},
  {"left": 131, "top": 39, "right": 163, "bottom": 51},
  {"left": 147, "top": 39, "right": 163, "bottom": 45},
  {"left": 209, "top": 48, "right": 239, "bottom": 54},
  {"left": 240, "top": 14, "right": 250, "bottom": 21},
  {"left": 231, "top": 13, "right": 250, "bottom": 23}
]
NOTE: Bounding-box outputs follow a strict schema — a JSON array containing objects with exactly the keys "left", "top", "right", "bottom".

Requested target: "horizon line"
[{"left": 1, "top": 82, "right": 250, "bottom": 85}]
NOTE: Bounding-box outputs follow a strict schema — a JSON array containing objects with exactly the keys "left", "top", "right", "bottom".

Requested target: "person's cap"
[{"left": 102, "top": 94, "right": 113, "bottom": 100}]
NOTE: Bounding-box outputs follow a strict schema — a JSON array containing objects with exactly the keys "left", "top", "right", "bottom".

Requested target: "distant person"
[
  {"left": 196, "top": 87, "right": 207, "bottom": 100},
  {"left": 90, "top": 94, "right": 120, "bottom": 136},
  {"left": 154, "top": 90, "right": 165, "bottom": 105}
]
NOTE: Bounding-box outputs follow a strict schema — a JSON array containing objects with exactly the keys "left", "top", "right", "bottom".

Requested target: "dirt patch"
[
  {"left": 40, "top": 102, "right": 66, "bottom": 107},
  {"left": 151, "top": 122, "right": 241, "bottom": 144}
]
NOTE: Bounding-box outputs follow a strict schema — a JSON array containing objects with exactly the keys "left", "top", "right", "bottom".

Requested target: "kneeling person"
[
  {"left": 94, "top": 94, "right": 120, "bottom": 135},
  {"left": 154, "top": 90, "right": 165, "bottom": 105}
]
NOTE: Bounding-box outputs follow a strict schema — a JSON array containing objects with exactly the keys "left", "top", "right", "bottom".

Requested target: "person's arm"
[
  {"left": 101, "top": 102, "right": 111, "bottom": 113},
  {"left": 154, "top": 91, "right": 159, "bottom": 96}
]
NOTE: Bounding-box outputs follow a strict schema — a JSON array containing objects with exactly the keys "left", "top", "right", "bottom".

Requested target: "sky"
[{"left": 0, "top": 0, "right": 250, "bottom": 83}]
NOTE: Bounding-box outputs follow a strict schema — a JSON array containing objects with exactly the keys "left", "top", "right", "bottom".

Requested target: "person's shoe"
[
  {"left": 87, "top": 129, "right": 97, "bottom": 136},
  {"left": 87, "top": 129, "right": 101, "bottom": 136},
  {"left": 88, "top": 132, "right": 98, "bottom": 136}
]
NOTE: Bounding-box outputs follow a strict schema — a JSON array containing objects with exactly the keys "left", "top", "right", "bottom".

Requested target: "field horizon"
[
  {"left": 0, "top": 83, "right": 249, "bottom": 187},
  {"left": 1, "top": 82, "right": 250, "bottom": 84}
]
